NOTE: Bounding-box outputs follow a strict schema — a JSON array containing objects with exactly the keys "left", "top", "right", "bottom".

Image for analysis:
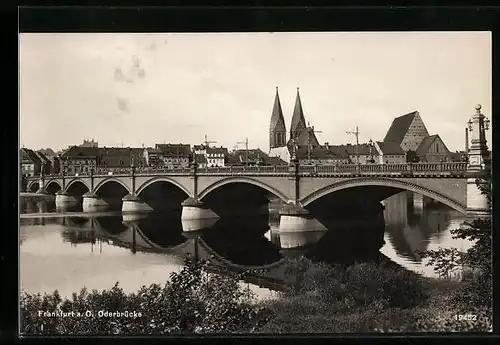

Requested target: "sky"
[{"left": 19, "top": 32, "right": 491, "bottom": 153}]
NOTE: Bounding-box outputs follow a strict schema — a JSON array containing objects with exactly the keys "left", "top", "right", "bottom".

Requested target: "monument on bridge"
[{"left": 465, "top": 104, "right": 491, "bottom": 219}]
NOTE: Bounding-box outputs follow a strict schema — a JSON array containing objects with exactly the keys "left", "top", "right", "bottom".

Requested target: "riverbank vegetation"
[
  {"left": 20, "top": 255, "right": 491, "bottom": 335},
  {"left": 20, "top": 177, "right": 492, "bottom": 334}
]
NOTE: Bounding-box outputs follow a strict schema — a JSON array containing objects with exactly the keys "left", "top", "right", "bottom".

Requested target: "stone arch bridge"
[{"left": 25, "top": 162, "right": 475, "bottom": 216}]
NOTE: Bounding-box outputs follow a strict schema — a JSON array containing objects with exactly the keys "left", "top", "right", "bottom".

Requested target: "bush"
[
  {"left": 20, "top": 259, "right": 270, "bottom": 335},
  {"left": 281, "top": 258, "right": 428, "bottom": 310}
]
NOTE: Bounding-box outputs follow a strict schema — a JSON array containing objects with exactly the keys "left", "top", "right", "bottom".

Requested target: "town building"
[
  {"left": 228, "top": 148, "right": 285, "bottom": 166},
  {"left": 374, "top": 141, "right": 406, "bottom": 164},
  {"left": 99, "top": 147, "right": 146, "bottom": 168},
  {"left": 296, "top": 144, "right": 350, "bottom": 165},
  {"left": 383, "top": 111, "right": 430, "bottom": 152},
  {"left": 206, "top": 147, "right": 228, "bottom": 167},
  {"left": 195, "top": 154, "right": 208, "bottom": 168},
  {"left": 34, "top": 151, "right": 53, "bottom": 173},
  {"left": 449, "top": 151, "right": 468, "bottom": 162},
  {"left": 383, "top": 111, "right": 455, "bottom": 163},
  {"left": 59, "top": 146, "right": 100, "bottom": 174},
  {"left": 415, "top": 134, "right": 452, "bottom": 162},
  {"left": 155, "top": 144, "right": 191, "bottom": 169},
  {"left": 143, "top": 147, "right": 162, "bottom": 167},
  {"left": 20, "top": 148, "right": 46, "bottom": 177},
  {"left": 329, "top": 143, "right": 378, "bottom": 165}
]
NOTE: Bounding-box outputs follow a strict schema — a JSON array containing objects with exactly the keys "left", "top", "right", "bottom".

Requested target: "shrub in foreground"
[
  {"left": 21, "top": 259, "right": 270, "bottom": 335},
  {"left": 282, "top": 257, "right": 428, "bottom": 309}
]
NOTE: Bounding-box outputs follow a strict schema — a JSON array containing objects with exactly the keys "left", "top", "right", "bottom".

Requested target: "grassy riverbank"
[{"left": 20, "top": 257, "right": 492, "bottom": 335}]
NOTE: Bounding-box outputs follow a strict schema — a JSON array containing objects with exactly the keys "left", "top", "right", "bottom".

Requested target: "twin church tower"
[{"left": 269, "top": 87, "right": 320, "bottom": 162}]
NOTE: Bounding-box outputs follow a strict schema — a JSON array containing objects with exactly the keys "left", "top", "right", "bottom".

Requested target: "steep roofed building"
[
  {"left": 415, "top": 134, "right": 452, "bottom": 162},
  {"left": 383, "top": 111, "right": 429, "bottom": 152}
]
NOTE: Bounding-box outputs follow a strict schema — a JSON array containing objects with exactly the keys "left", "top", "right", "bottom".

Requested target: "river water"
[{"left": 19, "top": 192, "right": 471, "bottom": 299}]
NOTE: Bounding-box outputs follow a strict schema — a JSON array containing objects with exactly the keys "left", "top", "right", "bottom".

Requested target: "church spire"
[
  {"left": 269, "top": 86, "right": 287, "bottom": 149},
  {"left": 290, "top": 87, "right": 307, "bottom": 139}
]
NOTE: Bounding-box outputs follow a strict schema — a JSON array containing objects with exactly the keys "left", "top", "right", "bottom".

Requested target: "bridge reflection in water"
[{"left": 20, "top": 190, "right": 467, "bottom": 299}]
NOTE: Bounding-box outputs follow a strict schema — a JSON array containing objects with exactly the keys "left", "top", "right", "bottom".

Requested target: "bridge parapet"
[{"left": 29, "top": 162, "right": 468, "bottom": 181}]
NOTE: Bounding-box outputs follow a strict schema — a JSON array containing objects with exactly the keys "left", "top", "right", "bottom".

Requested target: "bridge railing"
[{"left": 28, "top": 162, "right": 468, "bottom": 180}]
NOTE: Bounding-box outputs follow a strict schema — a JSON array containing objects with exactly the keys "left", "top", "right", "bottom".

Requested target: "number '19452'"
[{"left": 454, "top": 314, "right": 477, "bottom": 321}]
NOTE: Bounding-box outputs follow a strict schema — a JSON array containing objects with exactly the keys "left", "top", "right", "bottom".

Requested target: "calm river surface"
[{"left": 20, "top": 192, "right": 470, "bottom": 299}]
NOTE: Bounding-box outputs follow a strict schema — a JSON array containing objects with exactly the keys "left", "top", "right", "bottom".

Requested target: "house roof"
[
  {"left": 229, "top": 149, "right": 269, "bottom": 164},
  {"left": 155, "top": 144, "right": 192, "bottom": 156},
  {"left": 415, "top": 134, "right": 448, "bottom": 156},
  {"left": 383, "top": 111, "right": 419, "bottom": 144},
  {"left": 206, "top": 147, "right": 228, "bottom": 155},
  {"left": 270, "top": 87, "right": 286, "bottom": 133},
  {"left": 21, "top": 148, "right": 41, "bottom": 164},
  {"left": 290, "top": 88, "right": 307, "bottom": 137},
  {"left": 60, "top": 146, "right": 100, "bottom": 158},
  {"left": 376, "top": 141, "right": 405, "bottom": 155},
  {"left": 296, "top": 146, "right": 350, "bottom": 160},
  {"left": 145, "top": 147, "right": 161, "bottom": 154},
  {"left": 266, "top": 156, "right": 288, "bottom": 165},
  {"left": 328, "top": 144, "right": 376, "bottom": 156},
  {"left": 98, "top": 147, "right": 146, "bottom": 166},
  {"left": 35, "top": 151, "right": 51, "bottom": 164}
]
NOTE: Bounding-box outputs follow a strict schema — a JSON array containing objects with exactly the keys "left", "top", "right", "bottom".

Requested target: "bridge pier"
[
  {"left": 181, "top": 217, "right": 219, "bottom": 232},
  {"left": 278, "top": 204, "right": 327, "bottom": 249},
  {"left": 412, "top": 193, "right": 433, "bottom": 212},
  {"left": 466, "top": 175, "right": 490, "bottom": 220},
  {"left": 122, "top": 194, "right": 154, "bottom": 213},
  {"left": 181, "top": 197, "right": 219, "bottom": 226},
  {"left": 83, "top": 192, "right": 122, "bottom": 212},
  {"left": 55, "top": 190, "right": 81, "bottom": 209}
]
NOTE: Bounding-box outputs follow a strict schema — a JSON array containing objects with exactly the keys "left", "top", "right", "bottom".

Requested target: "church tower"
[
  {"left": 269, "top": 86, "right": 287, "bottom": 150},
  {"left": 269, "top": 87, "right": 290, "bottom": 162},
  {"left": 289, "top": 87, "right": 307, "bottom": 140}
]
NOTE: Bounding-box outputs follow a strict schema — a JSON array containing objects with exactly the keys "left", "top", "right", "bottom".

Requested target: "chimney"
[{"left": 465, "top": 127, "right": 469, "bottom": 152}]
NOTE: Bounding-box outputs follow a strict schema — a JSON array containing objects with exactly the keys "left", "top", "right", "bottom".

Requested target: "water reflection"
[
  {"left": 381, "top": 192, "right": 468, "bottom": 276},
  {"left": 20, "top": 191, "right": 469, "bottom": 298}
]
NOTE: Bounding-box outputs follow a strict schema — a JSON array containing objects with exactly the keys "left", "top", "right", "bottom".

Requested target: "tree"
[
  {"left": 406, "top": 150, "right": 420, "bottom": 163},
  {"left": 421, "top": 170, "right": 491, "bottom": 308}
]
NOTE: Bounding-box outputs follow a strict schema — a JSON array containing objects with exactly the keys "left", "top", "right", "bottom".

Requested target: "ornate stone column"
[{"left": 465, "top": 104, "right": 491, "bottom": 220}]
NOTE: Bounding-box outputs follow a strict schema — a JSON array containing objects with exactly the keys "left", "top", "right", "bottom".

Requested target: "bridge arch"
[
  {"left": 198, "top": 177, "right": 289, "bottom": 202},
  {"left": 94, "top": 178, "right": 131, "bottom": 195},
  {"left": 300, "top": 177, "right": 466, "bottom": 214},
  {"left": 27, "top": 180, "right": 39, "bottom": 192},
  {"left": 135, "top": 177, "right": 191, "bottom": 197},
  {"left": 45, "top": 180, "right": 62, "bottom": 194},
  {"left": 65, "top": 178, "right": 91, "bottom": 193}
]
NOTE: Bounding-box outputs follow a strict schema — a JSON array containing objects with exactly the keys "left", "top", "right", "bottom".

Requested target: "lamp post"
[
  {"left": 346, "top": 126, "right": 360, "bottom": 165},
  {"left": 467, "top": 104, "right": 490, "bottom": 170},
  {"left": 368, "top": 139, "right": 375, "bottom": 164}
]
